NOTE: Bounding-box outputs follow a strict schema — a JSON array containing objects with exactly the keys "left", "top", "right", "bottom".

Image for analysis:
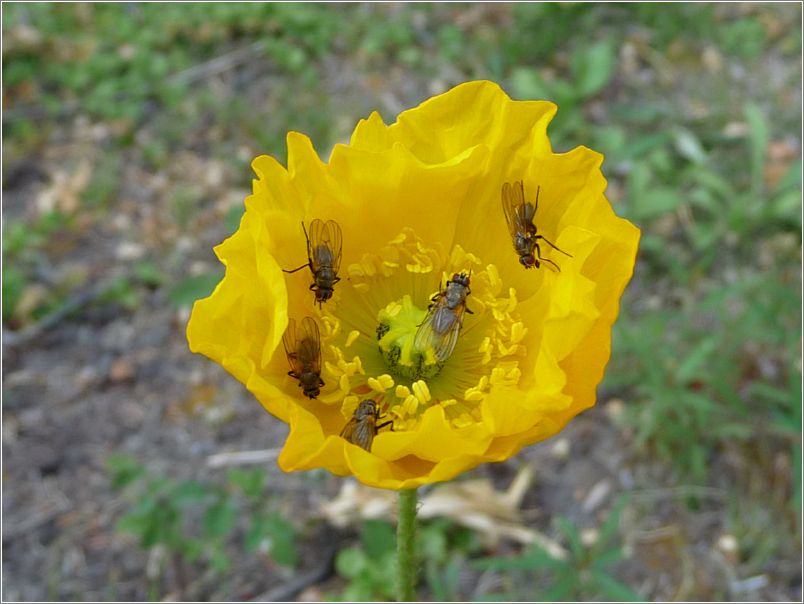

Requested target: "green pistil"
[{"left": 377, "top": 294, "right": 443, "bottom": 380}]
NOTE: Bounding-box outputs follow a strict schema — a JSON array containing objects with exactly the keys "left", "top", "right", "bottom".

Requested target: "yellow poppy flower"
[{"left": 187, "top": 80, "right": 640, "bottom": 490}]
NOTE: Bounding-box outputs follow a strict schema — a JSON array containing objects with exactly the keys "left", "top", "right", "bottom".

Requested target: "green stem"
[{"left": 397, "top": 488, "right": 418, "bottom": 601}]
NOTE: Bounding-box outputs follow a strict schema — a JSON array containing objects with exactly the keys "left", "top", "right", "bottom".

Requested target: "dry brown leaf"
[
  {"left": 109, "top": 357, "right": 136, "bottom": 382},
  {"left": 4, "top": 25, "right": 44, "bottom": 53},
  {"left": 36, "top": 160, "right": 92, "bottom": 215},
  {"left": 320, "top": 480, "right": 396, "bottom": 527},
  {"left": 582, "top": 478, "right": 612, "bottom": 513},
  {"left": 320, "top": 465, "right": 567, "bottom": 558}
]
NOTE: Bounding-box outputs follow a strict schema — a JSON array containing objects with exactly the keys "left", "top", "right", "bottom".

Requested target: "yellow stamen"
[
  {"left": 511, "top": 322, "right": 527, "bottom": 344},
  {"left": 350, "top": 356, "right": 364, "bottom": 375},
  {"left": 345, "top": 330, "right": 361, "bottom": 348},
  {"left": 340, "top": 395, "right": 360, "bottom": 419},
  {"left": 412, "top": 380, "right": 432, "bottom": 403},
  {"left": 368, "top": 374, "right": 395, "bottom": 393},
  {"left": 403, "top": 394, "right": 419, "bottom": 416},
  {"left": 463, "top": 386, "right": 484, "bottom": 401}
]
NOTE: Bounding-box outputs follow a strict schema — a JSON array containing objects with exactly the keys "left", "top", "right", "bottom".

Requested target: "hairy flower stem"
[{"left": 397, "top": 488, "right": 418, "bottom": 601}]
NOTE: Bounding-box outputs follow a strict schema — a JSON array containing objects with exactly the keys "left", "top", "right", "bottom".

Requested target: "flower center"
[
  {"left": 376, "top": 294, "right": 442, "bottom": 380},
  {"left": 317, "top": 228, "right": 529, "bottom": 431}
]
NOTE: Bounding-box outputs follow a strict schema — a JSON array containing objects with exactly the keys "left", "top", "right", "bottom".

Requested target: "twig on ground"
[
  {"left": 3, "top": 276, "right": 124, "bottom": 351},
  {"left": 206, "top": 448, "right": 280, "bottom": 468},
  {"left": 168, "top": 41, "right": 266, "bottom": 85},
  {"left": 630, "top": 485, "right": 727, "bottom": 502}
]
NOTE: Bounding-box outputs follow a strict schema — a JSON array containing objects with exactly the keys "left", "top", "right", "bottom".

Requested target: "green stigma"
[{"left": 376, "top": 294, "right": 443, "bottom": 380}]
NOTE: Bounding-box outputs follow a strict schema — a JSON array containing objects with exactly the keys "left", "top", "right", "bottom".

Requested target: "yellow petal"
[
  {"left": 372, "top": 405, "right": 492, "bottom": 462},
  {"left": 327, "top": 139, "right": 489, "bottom": 259},
  {"left": 389, "top": 80, "right": 556, "bottom": 165},
  {"left": 349, "top": 110, "right": 393, "bottom": 152},
  {"left": 187, "top": 211, "right": 294, "bottom": 421}
]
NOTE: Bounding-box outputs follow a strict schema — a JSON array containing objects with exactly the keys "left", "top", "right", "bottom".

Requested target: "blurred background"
[{"left": 2, "top": 3, "right": 801, "bottom": 601}]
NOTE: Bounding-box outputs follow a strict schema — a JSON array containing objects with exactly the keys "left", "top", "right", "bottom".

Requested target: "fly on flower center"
[{"left": 376, "top": 269, "right": 475, "bottom": 382}]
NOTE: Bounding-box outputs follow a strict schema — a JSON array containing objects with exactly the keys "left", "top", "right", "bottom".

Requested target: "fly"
[
  {"left": 501, "top": 180, "right": 571, "bottom": 271},
  {"left": 414, "top": 272, "right": 473, "bottom": 363},
  {"left": 340, "top": 399, "right": 393, "bottom": 452},
  {"left": 283, "top": 219, "right": 343, "bottom": 306},
  {"left": 282, "top": 316, "right": 324, "bottom": 399}
]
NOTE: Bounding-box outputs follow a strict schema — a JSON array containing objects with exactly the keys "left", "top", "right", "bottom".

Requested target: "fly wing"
[
  {"left": 413, "top": 296, "right": 441, "bottom": 357},
  {"left": 282, "top": 318, "right": 301, "bottom": 374},
  {"left": 501, "top": 181, "right": 528, "bottom": 239},
  {"left": 339, "top": 416, "right": 357, "bottom": 440},
  {"left": 323, "top": 220, "right": 343, "bottom": 273},
  {"left": 414, "top": 299, "right": 464, "bottom": 363},
  {"left": 298, "top": 316, "right": 322, "bottom": 373},
  {"left": 306, "top": 218, "right": 325, "bottom": 272},
  {"left": 432, "top": 305, "right": 464, "bottom": 362},
  {"left": 341, "top": 417, "right": 376, "bottom": 451},
  {"left": 351, "top": 419, "right": 376, "bottom": 451},
  {"left": 307, "top": 218, "right": 342, "bottom": 275}
]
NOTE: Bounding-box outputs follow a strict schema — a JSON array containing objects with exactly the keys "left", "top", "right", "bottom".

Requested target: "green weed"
[
  {"left": 108, "top": 456, "right": 299, "bottom": 598},
  {"left": 333, "top": 519, "right": 398, "bottom": 601},
  {"left": 474, "top": 499, "right": 639, "bottom": 601},
  {"left": 2, "top": 212, "right": 75, "bottom": 324},
  {"left": 332, "top": 517, "right": 483, "bottom": 601},
  {"left": 608, "top": 264, "right": 800, "bottom": 480},
  {"left": 2, "top": 4, "right": 343, "bottom": 124}
]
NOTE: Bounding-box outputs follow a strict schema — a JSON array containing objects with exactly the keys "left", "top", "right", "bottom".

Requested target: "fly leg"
[
  {"left": 534, "top": 241, "right": 561, "bottom": 272},
  {"left": 376, "top": 420, "right": 395, "bottom": 433},
  {"left": 536, "top": 234, "right": 572, "bottom": 257},
  {"left": 283, "top": 262, "right": 310, "bottom": 274}
]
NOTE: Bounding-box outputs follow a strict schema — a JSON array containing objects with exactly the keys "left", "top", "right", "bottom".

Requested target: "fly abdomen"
[
  {"left": 515, "top": 233, "right": 534, "bottom": 256},
  {"left": 316, "top": 267, "right": 336, "bottom": 287}
]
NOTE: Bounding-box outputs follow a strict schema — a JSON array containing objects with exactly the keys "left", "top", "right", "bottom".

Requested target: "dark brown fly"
[
  {"left": 283, "top": 219, "right": 342, "bottom": 306},
  {"left": 282, "top": 316, "right": 324, "bottom": 399},
  {"left": 340, "top": 399, "right": 393, "bottom": 452},
  {"left": 414, "top": 272, "right": 474, "bottom": 363},
  {"left": 501, "top": 181, "right": 572, "bottom": 271}
]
